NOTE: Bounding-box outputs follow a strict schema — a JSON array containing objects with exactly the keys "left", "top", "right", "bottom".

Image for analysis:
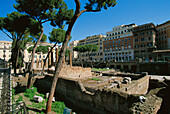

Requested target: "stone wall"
[
  {"left": 106, "top": 62, "right": 170, "bottom": 75},
  {"left": 121, "top": 76, "right": 150, "bottom": 94},
  {"left": 35, "top": 76, "right": 140, "bottom": 114},
  {"left": 49, "top": 65, "right": 92, "bottom": 79}
]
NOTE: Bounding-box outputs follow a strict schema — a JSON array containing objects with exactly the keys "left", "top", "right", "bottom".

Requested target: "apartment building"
[
  {"left": 77, "top": 34, "right": 106, "bottom": 62},
  {"left": 103, "top": 24, "right": 137, "bottom": 62},
  {"left": 156, "top": 20, "right": 170, "bottom": 50},
  {"left": 0, "top": 41, "right": 12, "bottom": 61},
  {"left": 132, "top": 23, "right": 157, "bottom": 61},
  {"left": 67, "top": 40, "right": 79, "bottom": 60},
  {"left": 153, "top": 20, "right": 170, "bottom": 61}
]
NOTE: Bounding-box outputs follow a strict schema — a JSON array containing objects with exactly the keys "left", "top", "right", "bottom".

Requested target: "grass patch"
[
  {"left": 90, "top": 78, "right": 102, "bottom": 81},
  {"left": 92, "top": 68, "right": 110, "bottom": 71},
  {"left": 22, "top": 86, "right": 67, "bottom": 113},
  {"left": 52, "top": 101, "right": 67, "bottom": 114}
]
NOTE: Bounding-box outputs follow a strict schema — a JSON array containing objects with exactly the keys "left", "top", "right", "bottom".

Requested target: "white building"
[
  {"left": 0, "top": 41, "right": 12, "bottom": 61},
  {"left": 67, "top": 40, "right": 79, "bottom": 60},
  {"left": 24, "top": 42, "right": 59, "bottom": 63}
]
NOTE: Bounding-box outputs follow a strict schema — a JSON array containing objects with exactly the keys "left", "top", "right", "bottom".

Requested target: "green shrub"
[
  {"left": 90, "top": 78, "right": 102, "bottom": 81},
  {"left": 24, "top": 86, "right": 37, "bottom": 100},
  {"left": 92, "top": 68, "right": 110, "bottom": 71},
  {"left": 35, "top": 93, "right": 45, "bottom": 98},
  {"left": 52, "top": 101, "right": 66, "bottom": 114},
  {"left": 16, "top": 96, "right": 23, "bottom": 103}
]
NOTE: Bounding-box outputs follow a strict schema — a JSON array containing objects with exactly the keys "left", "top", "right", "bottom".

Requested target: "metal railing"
[{"left": 0, "top": 62, "right": 28, "bottom": 114}]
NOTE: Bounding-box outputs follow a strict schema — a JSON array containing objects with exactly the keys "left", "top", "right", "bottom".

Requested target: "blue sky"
[{"left": 0, "top": 0, "right": 170, "bottom": 42}]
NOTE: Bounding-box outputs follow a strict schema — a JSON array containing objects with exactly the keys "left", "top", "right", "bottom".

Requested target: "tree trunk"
[
  {"left": 46, "top": 7, "right": 82, "bottom": 113},
  {"left": 46, "top": 34, "right": 70, "bottom": 113},
  {"left": 41, "top": 42, "right": 57, "bottom": 75},
  {"left": 12, "top": 39, "right": 19, "bottom": 74},
  {"left": 88, "top": 52, "right": 93, "bottom": 68},
  {"left": 79, "top": 53, "right": 83, "bottom": 67},
  {"left": 27, "top": 28, "right": 44, "bottom": 88}
]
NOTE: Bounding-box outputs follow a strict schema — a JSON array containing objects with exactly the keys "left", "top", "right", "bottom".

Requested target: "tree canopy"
[
  {"left": 28, "top": 33, "right": 47, "bottom": 43},
  {"left": 73, "top": 44, "right": 98, "bottom": 53},
  {"left": 27, "top": 45, "right": 51, "bottom": 54},
  {"left": 14, "top": 0, "right": 74, "bottom": 28}
]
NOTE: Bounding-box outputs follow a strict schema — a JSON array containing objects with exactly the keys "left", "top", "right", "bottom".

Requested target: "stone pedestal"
[
  {"left": 36, "top": 59, "right": 39, "bottom": 68},
  {"left": 69, "top": 52, "right": 72, "bottom": 67},
  {"left": 48, "top": 47, "right": 51, "bottom": 67},
  {"left": 51, "top": 49, "right": 54, "bottom": 65}
]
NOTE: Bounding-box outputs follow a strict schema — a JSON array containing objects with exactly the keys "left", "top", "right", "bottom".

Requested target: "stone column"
[
  {"left": 63, "top": 57, "right": 65, "bottom": 64},
  {"left": 41, "top": 59, "right": 43, "bottom": 68},
  {"left": 69, "top": 52, "right": 72, "bottom": 67},
  {"left": 121, "top": 64, "right": 124, "bottom": 70},
  {"left": 45, "top": 59, "right": 48, "bottom": 68},
  {"left": 48, "top": 47, "right": 51, "bottom": 67},
  {"left": 51, "top": 49, "right": 54, "bottom": 65},
  {"left": 56, "top": 48, "right": 58, "bottom": 64},
  {"left": 36, "top": 58, "right": 39, "bottom": 68},
  {"left": 128, "top": 64, "right": 131, "bottom": 71}
]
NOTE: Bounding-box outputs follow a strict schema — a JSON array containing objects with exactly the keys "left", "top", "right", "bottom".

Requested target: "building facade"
[
  {"left": 67, "top": 40, "right": 79, "bottom": 61},
  {"left": 0, "top": 41, "right": 12, "bottom": 61},
  {"left": 23, "top": 42, "right": 58, "bottom": 63},
  {"left": 103, "top": 24, "right": 137, "bottom": 62},
  {"left": 156, "top": 20, "right": 170, "bottom": 50},
  {"left": 132, "top": 23, "right": 157, "bottom": 61},
  {"left": 77, "top": 34, "right": 106, "bottom": 62}
]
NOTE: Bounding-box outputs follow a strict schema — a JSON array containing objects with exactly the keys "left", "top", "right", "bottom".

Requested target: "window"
[
  {"left": 100, "top": 47, "right": 102, "bottom": 50},
  {"left": 118, "top": 39, "right": 120, "bottom": 43},
  {"left": 141, "top": 32, "right": 144, "bottom": 35},
  {"left": 148, "top": 37, "right": 151, "bottom": 40},
  {"left": 122, "top": 39, "right": 124, "bottom": 42},
  {"left": 134, "top": 34, "right": 138, "bottom": 36},
  {"left": 113, "top": 41, "right": 114, "bottom": 44},
  {"left": 125, "top": 38, "right": 127, "bottom": 42},
  {"left": 135, "top": 39, "right": 138, "bottom": 42},
  {"left": 141, "top": 38, "right": 145, "bottom": 41},
  {"left": 128, "top": 38, "right": 131, "bottom": 41}
]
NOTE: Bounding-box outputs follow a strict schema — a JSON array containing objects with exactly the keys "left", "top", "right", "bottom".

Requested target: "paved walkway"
[{"left": 149, "top": 75, "right": 170, "bottom": 81}]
